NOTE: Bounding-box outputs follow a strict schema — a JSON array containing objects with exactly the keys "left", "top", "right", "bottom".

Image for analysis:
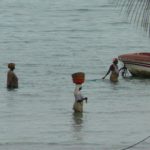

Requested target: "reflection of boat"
[{"left": 118, "top": 52, "right": 150, "bottom": 77}]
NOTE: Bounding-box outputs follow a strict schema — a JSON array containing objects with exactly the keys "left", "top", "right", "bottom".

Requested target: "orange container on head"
[{"left": 72, "top": 72, "right": 85, "bottom": 84}]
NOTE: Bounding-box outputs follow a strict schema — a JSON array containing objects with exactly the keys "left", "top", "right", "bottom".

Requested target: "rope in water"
[{"left": 120, "top": 136, "right": 150, "bottom": 150}]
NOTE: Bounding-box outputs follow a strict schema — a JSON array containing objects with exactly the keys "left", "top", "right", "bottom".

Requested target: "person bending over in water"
[
  {"left": 102, "top": 58, "right": 119, "bottom": 82},
  {"left": 7, "top": 63, "right": 18, "bottom": 89},
  {"left": 73, "top": 85, "right": 88, "bottom": 113},
  {"left": 119, "top": 64, "right": 128, "bottom": 78}
]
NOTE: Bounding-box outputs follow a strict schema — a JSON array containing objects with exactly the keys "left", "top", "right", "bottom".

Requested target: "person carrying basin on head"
[
  {"left": 72, "top": 72, "right": 88, "bottom": 113},
  {"left": 73, "top": 84, "right": 87, "bottom": 113}
]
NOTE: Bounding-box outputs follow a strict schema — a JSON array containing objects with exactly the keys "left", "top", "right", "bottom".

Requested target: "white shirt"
[{"left": 74, "top": 85, "right": 84, "bottom": 101}]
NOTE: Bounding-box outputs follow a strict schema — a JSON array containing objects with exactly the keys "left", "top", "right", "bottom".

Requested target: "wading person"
[
  {"left": 7, "top": 63, "right": 18, "bottom": 89},
  {"left": 119, "top": 64, "right": 128, "bottom": 78},
  {"left": 102, "top": 58, "right": 119, "bottom": 82},
  {"left": 73, "top": 84, "right": 87, "bottom": 113}
]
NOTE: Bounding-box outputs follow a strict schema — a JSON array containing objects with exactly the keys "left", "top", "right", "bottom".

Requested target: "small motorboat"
[{"left": 118, "top": 52, "right": 150, "bottom": 77}]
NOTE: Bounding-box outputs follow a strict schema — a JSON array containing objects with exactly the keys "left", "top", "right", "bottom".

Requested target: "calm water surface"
[{"left": 0, "top": 0, "right": 150, "bottom": 150}]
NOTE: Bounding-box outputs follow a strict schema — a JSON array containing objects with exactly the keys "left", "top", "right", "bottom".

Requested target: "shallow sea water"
[{"left": 0, "top": 0, "right": 150, "bottom": 150}]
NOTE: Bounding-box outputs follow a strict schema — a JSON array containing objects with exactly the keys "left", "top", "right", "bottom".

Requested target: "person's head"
[
  {"left": 8, "top": 63, "right": 15, "bottom": 71},
  {"left": 79, "top": 86, "right": 82, "bottom": 91},
  {"left": 112, "top": 58, "right": 118, "bottom": 65}
]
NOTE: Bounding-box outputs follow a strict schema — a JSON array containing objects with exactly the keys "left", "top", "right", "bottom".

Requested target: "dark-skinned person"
[
  {"left": 73, "top": 84, "right": 87, "bottom": 113},
  {"left": 102, "top": 58, "right": 119, "bottom": 82},
  {"left": 7, "top": 63, "right": 18, "bottom": 89}
]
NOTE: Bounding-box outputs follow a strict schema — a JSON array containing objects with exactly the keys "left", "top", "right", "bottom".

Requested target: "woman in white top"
[{"left": 73, "top": 84, "right": 87, "bottom": 113}]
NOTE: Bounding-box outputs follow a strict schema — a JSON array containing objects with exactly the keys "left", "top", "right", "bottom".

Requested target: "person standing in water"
[
  {"left": 7, "top": 63, "right": 18, "bottom": 89},
  {"left": 73, "top": 84, "right": 87, "bottom": 113},
  {"left": 102, "top": 58, "right": 119, "bottom": 82},
  {"left": 119, "top": 64, "right": 128, "bottom": 78}
]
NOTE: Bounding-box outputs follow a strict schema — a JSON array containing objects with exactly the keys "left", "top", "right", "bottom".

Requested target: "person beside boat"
[
  {"left": 119, "top": 64, "right": 128, "bottom": 78},
  {"left": 102, "top": 58, "right": 119, "bottom": 82},
  {"left": 7, "top": 63, "right": 18, "bottom": 89},
  {"left": 73, "top": 84, "right": 87, "bottom": 113}
]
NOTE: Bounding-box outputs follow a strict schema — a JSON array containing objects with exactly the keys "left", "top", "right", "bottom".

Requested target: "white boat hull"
[
  {"left": 125, "top": 62, "right": 150, "bottom": 77},
  {"left": 118, "top": 52, "right": 150, "bottom": 77}
]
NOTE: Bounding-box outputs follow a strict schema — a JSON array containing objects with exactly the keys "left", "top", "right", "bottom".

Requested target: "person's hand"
[{"left": 85, "top": 97, "right": 88, "bottom": 103}]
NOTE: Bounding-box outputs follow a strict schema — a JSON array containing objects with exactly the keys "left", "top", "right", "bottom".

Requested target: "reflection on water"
[
  {"left": 72, "top": 112, "right": 83, "bottom": 126},
  {"left": 72, "top": 112, "right": 84, "bottom": 142}
]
